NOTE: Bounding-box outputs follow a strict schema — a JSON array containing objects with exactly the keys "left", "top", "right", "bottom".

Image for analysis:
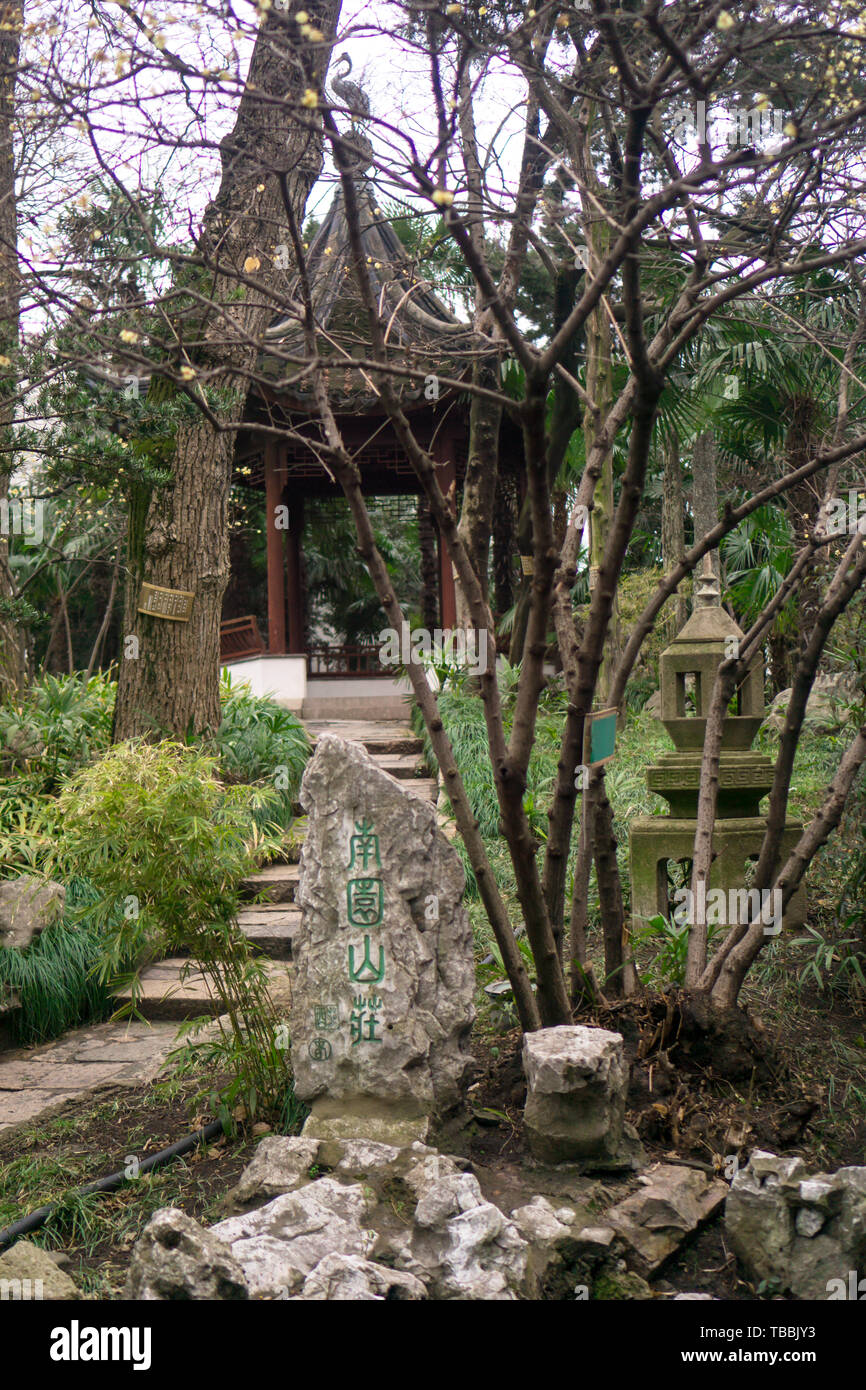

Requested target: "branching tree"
[{"left": 4, "top": 0, "right": 866, "bottom": 1035}]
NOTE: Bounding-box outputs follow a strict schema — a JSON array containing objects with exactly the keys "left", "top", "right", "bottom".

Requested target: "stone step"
[
  {"left": 368, "top": 753, "right": 426, "bottom": 779},
  {"left": 114, "top": 961, "right": 224, "bottom": 1022},
  {"left": 305, "top": 721, "right": 422, "bottom": 756},
  {"left": 406, "top": 778, "right": 438, "bottom": 803},
  {"left": 114, "top": 958, "right": 292, "bottom": 1022},
  {"left": 240, "top": 863, "right": 299, "bottom": 903},
  {"left": 237, "top": 905, "right": 301, "bottom": 960},
  {"left": 302, "top": 696, "right": 411, "bottom": 720}
]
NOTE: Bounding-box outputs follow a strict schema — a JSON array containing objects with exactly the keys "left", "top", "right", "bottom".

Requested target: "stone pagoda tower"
[{"left": 629, "top": 561, "right": 807, "bottom": 934}]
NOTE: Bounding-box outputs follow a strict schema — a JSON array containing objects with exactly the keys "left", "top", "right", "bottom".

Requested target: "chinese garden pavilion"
[{"left": 222, "top": 174, "right": 525, "bottom": 698}]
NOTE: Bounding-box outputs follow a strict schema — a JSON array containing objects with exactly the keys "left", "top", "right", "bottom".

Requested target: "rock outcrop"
[{"left": 124, "top": 1208, "right": 249, "bottom": 1300}]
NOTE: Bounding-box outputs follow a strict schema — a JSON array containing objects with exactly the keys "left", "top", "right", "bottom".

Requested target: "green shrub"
[
  {"left": 53, "top": 740, "right": 293, "bottom": 1126},
  {"left": 0, "top": 673, "right": 116, "bottom": 857},
  {"left": 215, "top": 674, "right": 310, "bottom": 833},
  {"left": 0, "top": 672, "right": 114, "bottom": 792}
]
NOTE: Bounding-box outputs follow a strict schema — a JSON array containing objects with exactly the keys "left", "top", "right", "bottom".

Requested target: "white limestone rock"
[
  {"left": 124, "top": 1209, "right": 249, "bottom": 1300},
  {"left": 522, "top": 1025, "right": 629, "bottom": 1165},
  {"left": 726, "top": 1152, "right": 866, "bottom": 1299},
  {"left": 211, "top": 1178, "right": 377, "bottom": 1298},
  {"left": 297, "top": 1254, "right": 427, "bottom": 1301}
]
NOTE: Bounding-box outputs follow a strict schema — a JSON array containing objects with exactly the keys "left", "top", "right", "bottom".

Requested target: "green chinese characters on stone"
[
  {"left": 348, "top": 818, "right": 381, "bottom": 870},
  {"left": 347, "top": 876, "right": 383, "bottom": 927},
  {"left": 348, "top": 934, "right": 385, "bottom": 984},
  {"left": 350, "top": 992, "right": 383, "bottom": 1045},
  {"left": 313, "top": 1004, "right": 338, "bottom": 1032}
]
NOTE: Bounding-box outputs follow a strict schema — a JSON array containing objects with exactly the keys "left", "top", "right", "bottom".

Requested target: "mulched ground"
[{"left": 467, "top": 984, "right": 866, "bottom": 1299}]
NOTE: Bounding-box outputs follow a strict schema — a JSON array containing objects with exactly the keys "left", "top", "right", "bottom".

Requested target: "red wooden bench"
[{"left": 220, "top": 615, "right": 266, "bottom": 661}]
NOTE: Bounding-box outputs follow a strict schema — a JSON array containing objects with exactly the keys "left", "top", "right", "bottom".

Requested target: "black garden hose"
[{"left": 0, "top": 1118, "right": 224, "bottom": 1252}]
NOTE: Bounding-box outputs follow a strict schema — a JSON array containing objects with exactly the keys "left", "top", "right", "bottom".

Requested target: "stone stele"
[{"left": 291, "top": 734, "right": 475, "bottom": 1143}]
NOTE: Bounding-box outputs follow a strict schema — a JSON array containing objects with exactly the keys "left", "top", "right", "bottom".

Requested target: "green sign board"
[{"left": 588, "top": 707, "right": 618, "bottom": 766}]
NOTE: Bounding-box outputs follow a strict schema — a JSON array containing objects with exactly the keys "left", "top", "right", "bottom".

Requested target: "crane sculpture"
[{"left": 329, "top": 53, "right": 373, "bottom": 174}]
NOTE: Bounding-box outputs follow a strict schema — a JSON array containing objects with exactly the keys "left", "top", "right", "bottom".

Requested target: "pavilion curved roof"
[{"left": 260, "top": 177, "right": 484, "bottom": 413}]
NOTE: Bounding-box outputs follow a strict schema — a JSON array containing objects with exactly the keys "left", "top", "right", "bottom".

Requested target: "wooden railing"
[
  {"left": 220, "top": 616, "right": 266, "bottom": 661},
  {"left": 307, "top": 645, "right": 384, "bottom": 677}
]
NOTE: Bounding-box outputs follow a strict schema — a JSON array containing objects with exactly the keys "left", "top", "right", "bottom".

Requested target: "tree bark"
[
  {"left": 784, "top": 397, "right": 821, "bottom": 659},
  {"left": 492, "top": 471, "right": 517, "bottom": 623},
  {"left": 593, "top": 780, "right": 636, "bottom": 995},
  {"left": 417, "top": 495, "right": 438, "bottom": 632},
  {"left": 584, "top": 254, "right": 617, "bottom": 701},
  {"left": 0, "top": 1, "right": 24, "bottom": 698},
  {"left": 456, "top": 365, "right": 501, "bottom": 620},
  {"left": 661, "top": 430, "right": 688, "bottom": 640}
]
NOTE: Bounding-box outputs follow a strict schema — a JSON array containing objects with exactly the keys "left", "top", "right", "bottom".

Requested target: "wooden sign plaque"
[{"left": 138, "top": 582, "right": 195, "bottom": 622}]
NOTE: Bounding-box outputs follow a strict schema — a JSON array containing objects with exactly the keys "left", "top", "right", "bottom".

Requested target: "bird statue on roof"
[
  {"left": 329, "top": 53, "right": 373, "bottom": 174},
  {"left": 329, "top": 52, "right": 371, "bottom": 119}
]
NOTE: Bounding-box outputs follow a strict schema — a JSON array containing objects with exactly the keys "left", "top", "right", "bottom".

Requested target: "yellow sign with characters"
[{"left": 138, "top": 582, "right": 195, "bottom": 622}]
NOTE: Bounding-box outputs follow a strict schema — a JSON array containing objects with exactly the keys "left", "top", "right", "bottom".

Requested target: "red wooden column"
[
  {"left": 264, "top": 441, "right": 286, "bottom": 654},
  {"left": 286, "top": 495, "right": 304, "bottom": 654},
  {"left": 432, "top": 436, "right": 457, "bottom": 630}
]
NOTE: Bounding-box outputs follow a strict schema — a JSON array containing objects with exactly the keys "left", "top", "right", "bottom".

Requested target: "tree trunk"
[
  {"left": 0, "top": 1, "right": 24, "bottom": 698},
  {"left": 785, "top": 397, "right": 821, "bottom": 657},
  {"left": 418, "top": 495, "right": 439, "bottom": 633},
  {"left": 114, "top": 419, "right": 237, "bottom": 735},
  {"left": 593, "top": 783, "right": 636, "bottom": 995},
  {"left": 112, "top": 2, "right": 341, "bottom": 740},
  {"left": 768, "top": 629, "right": 789, "bottom": 694},
  {"left": 492, "top": 471, "right": 517, "bottom": 625},
  {"left": 691, "top": 430, "right": 719, "bottom": 581},
  {"left": 661, "top": 430, "right": 688, "bottom": 640},
  {"left": 584, "top": 264, "right": 617, "bottom": 702},
  {"left": 456, "top": 364, "right": 501, "bottom": 622}
]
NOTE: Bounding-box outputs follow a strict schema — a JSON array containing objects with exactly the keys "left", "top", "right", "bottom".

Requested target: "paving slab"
[
  {"left": 0, "top": 1061, "right": 132, "bottom": 1090},
  {"left": 0, "top": 1089, "right": 83, "bottom": 1130},
  {"left": 0, "top": 1020, "right": 181, "bottom": 1133}
]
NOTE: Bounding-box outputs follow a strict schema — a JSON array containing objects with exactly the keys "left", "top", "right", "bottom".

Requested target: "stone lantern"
[{"left": 628, "top": 563, "right": 806, "bottom": 934}]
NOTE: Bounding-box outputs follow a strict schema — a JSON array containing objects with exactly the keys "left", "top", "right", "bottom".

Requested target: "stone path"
[
  {"left": 0, "top": 715, "right": 443, "bottom": 1133},
  {"left": 0, "top": 1020, "right": 179, "bottom": 1132}
]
